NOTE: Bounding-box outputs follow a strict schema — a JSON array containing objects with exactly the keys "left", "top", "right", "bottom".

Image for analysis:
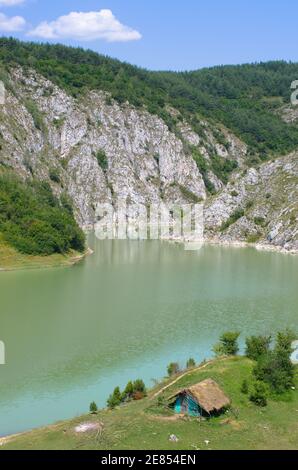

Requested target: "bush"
[
  {"left": 132, "top": 391, "right": 145, "bottom": 401},
  {"left": 89, "top": 401, "right": 98, "bottom": 414},
  {"left": 221, "top": 209, "right": 245, "bottom": 231},
  {"left": 245, "top": 335, "right": 272, "bottom": 361},
  {"left": 241, "top": 379, "right": 249, "bottom": 395},
  {"left": 25, "top": 99, "right": 45, "bottom": 132},
  {"left": 95, "top": 150, "right": 108, "bottom": 171},
  {"left": 249, "top": 381, "right": 268, "bottom": 407},
  {"left": 113, "top": 379, "right": 147, "bottom": 406},
  {"left": 251, "top": 330, "right": 296, "bottom": 395},
  {"left": 167, "top": 362, "right": 180, "bottom": 377},
  {"left": 133, "top": 379, "right": 146, "bottom": 395},
  {"left": 186, "top": 358, "right": 196, "bottom": 369},
  {"left": 275, "top": 329, "right": 296, "bottom": 356},
  {"left": 107, "top": 386, "right": 122, "bottom": 409},
  {"left": 253, "top": 350, "right": 295, "bottom": 394},
  {"left": 121, "top": 381, "right": 134, "bottom": 402},
  {"left": 49, "top": 168, "right": 60, "bottom": 183},
  {"left": 213, "top": 331, "right": 240, "bottom": 356}
]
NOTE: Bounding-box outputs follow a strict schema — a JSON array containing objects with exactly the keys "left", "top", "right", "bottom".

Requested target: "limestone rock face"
[
  {"left": 0, "top": 68, "right": 207, "bottom": 226},
  {"left": 204, "top": 153, "right": 298, "bottom": 252},
  {"left": 0, "top": 67, "right": 297, "bottom": 253}
]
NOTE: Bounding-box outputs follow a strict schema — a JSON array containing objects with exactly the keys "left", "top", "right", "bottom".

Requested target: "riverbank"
[
  {"left": 168, "top": 234, "right": 298, "bottom": 256},
  {"left": 0, "top": 235, "right": 91, "bottom": 272},
  {"left": 1, "top": 229, "right": 296, "bottom": 273},
  {"left": 1, "top": 357, "right": 297, "bottom": 450},
  {"left": 204, "top": 237, "right": 298, "bottom": 256}
]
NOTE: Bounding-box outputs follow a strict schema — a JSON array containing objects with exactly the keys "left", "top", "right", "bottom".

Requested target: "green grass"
[
  {"left": 0, "top": 234, "right": 86, "bottom": 271},
  {"left": 2, "top": 357, "right": 297, "bottom": 450}
]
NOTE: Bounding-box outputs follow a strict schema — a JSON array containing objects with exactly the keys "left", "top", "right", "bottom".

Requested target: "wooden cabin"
[{"left": 169, "top": 379, "right": 231, "bottom": 417}]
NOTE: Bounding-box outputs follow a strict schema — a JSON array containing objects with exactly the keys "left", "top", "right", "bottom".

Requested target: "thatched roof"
[{"left": 169, "top": 379, "right": 231, "bottom": 414}]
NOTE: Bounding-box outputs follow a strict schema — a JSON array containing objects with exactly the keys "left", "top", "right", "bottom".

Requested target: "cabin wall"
[{"left": 173, "top": 394, "right": 202, "bottom": 417}]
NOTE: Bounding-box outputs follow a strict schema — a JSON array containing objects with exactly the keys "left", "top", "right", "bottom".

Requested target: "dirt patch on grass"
[
  {"left": 220, "top": 418, "right": 244, "bottom": 430},
  {"left": 149, "top": 414, "right": 183, "bottom": 422}
]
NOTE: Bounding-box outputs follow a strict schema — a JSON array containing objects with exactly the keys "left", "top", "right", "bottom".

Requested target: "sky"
[{"left": 0, "top": 0, "right": 298, "bottom": 71}]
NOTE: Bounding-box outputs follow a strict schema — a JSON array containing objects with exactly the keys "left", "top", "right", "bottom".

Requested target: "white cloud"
[
  {"left": 28, "top": 9, "right": 142, "bottom": 42},
  {"left": 0, "top": 12, "right": 26, "bottom": 31},
  {"left": 0, "top": 0, "right": 25, "bottom": 6}
]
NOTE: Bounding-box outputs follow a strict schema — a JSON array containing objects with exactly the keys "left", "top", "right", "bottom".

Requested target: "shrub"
[
  {"left": 133, "top": 379, "right": 146, "bottom": 394},
  {"left": 49, "top": 168, "right": 60, "bottom": 183},
  {"left": 251, "top": 330, "right": 296, "bottom": 395},
  {"left": 249, "top": 381, "right": 268, "bottom": 407},
  {"left": 95, "top": 150, "right": 108, "bottom": 171},
  {"left": 241, "top": 379, "right": 249, "bottom": 395},
  {"left": 254, "top": 216, "right": 266, "bottom": 226},
  {"left": 186, "top": 358, "right": 196, "bottom": 369},
  {"left": 107, "top": 386, "right": 122, "bottom": 409},
  {"left": 191, "top": 147, "right": 215, "bottom": 194},
  {"left": 132, "top": 391, "right": 145, "bottom": 401},
  {"left": 121, "top": 381, "right": 134, "bottom": 402},
  {"left": 167, "top": 362, "right": 180, "bottom": 377},
  {"left": 275, "top": 329, "right": 296, "bottom": 356},
  {"left": 253, "top": 350, "right": 295, "bottom": 394},
  {"left": 25, "top": 99, "right": 45, "bottom": 132},
  {"left": 246, "top": 233, "right": 262, "bottom": 244},
  {"left": 221, "top": 209, "right": 245, "bottom": 231},
  {"left": 89, "top": 401, "right": 98, "bottom": 414},
  {"left": 213, "top": 331, "right": 240, "bottom": 356},
  {"left": 245, "top": 335, "right": 272, "bottom": 361}
]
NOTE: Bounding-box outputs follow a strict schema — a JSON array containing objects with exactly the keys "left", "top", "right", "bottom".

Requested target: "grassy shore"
[
  {"left": 0, "top": 235, "right": 87, "bottom": 271},
  {"left": 1, "top": 357, "right": 297, "bottom": 450}
]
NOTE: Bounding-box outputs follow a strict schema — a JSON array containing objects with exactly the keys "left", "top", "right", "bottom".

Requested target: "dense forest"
[
  {"left": 1, "top": 38, "right": 298, "bottom": 159},
  {"left": 0, "top": 174, "right": 85, "bottom": 255}
]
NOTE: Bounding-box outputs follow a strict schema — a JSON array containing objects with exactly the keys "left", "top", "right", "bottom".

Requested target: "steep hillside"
[
  {"left": 2, "top": 357, "right": 298, "bottom": 450},
  {"left": 0, "top": 39, "right": 297, "bottom": 254},
  {"left": 0, "top": 66, "right": 244, "bottom": 226},
  {"left": 204, "top": 153, "right": 298, "bottom": 252},
  {"left": 1, "top": 39, "right": 298, "bottom": 159}
]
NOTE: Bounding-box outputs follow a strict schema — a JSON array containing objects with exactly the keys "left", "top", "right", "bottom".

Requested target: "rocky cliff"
[{"left": 0, "top": 66, "right": 297, "bottom": 253}]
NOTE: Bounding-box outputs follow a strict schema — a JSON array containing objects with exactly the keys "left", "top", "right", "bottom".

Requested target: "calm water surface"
[{"left": 0, "top": 237, "right": 297, "bottom": 436}]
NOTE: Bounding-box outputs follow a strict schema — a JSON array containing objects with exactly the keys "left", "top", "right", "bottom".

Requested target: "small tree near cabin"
[
  {"left": 249, "top": 381, "right": 268, "bottom": 407},
  {"left": 213, "top": 331, "right": 240, "bottom": 356},
  {"left": 167, "top": 362, "right": 180, "bottom": 377},
  {"left": 245, "top": 335, "right": 272, "bottom": 361}
]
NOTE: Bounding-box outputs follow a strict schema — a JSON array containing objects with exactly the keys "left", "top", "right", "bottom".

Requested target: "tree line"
[{"left": 1, "top": 38, "right": 298, "bottom": 163}]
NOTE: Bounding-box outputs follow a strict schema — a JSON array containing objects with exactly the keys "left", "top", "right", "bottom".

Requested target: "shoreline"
[
  {"left": 164, "top": 235, "right": 298, "bottom": 256},
  {"left": 0, "top": 234, "right": 296, "bottom": 274},
  {"left": 0, "top": 247, "right": 93, "bottom": 273},
  {"left": 1, "top": 356, "right": 297, "bottom": 450},
  {"left": 203, "top": 237, "right": 298, "bottom": 256}
]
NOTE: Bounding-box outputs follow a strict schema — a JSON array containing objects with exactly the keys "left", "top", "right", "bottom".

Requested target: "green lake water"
[{"left": 0, "top": 237, "right": 297, "bottom": 436}]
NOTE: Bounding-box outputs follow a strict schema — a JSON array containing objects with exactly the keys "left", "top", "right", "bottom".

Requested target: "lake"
[{"left": 0, "top": 236, "right": 297, "bottom": 436}]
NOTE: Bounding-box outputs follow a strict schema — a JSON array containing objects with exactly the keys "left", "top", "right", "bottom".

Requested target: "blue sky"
[{"left": 0, "top": 0, "right": 298, "bottom": 71}]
